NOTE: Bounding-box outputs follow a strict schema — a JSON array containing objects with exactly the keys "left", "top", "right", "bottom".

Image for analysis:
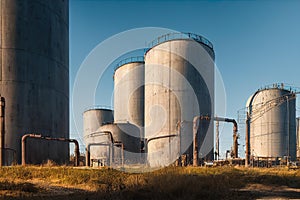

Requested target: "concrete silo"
[
  {"left": 0, "top": 0, "right": 69, "bottom": 164},
  {"left": 144, "top": 33, "right": 215, "bottom": 167},
  {"left": 83, "top": 107, "right": 114, "bottom": 138},
  {"left": 113, "top": 57, "right": 144, "bottom": 128},
  {"left": 83, "top": 107, "right": 114, "bottom": 166},
  {"left": 246, "top": 84, "right": 296, "bottom": 161}
]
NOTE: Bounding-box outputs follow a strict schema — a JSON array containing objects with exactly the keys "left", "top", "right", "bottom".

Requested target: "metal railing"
[
  {"left": 115, "top": 56, "right": 144, "bottom": 71},
  {"left": 258, "top": 83, "right": 299, "bottom": 93},
  {"left": 148, "top": 32, "right": 213, "bottom": 49}
]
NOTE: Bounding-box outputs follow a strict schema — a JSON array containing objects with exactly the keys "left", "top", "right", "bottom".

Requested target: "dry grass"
[{"left": 0, "top": 166, "right": 299, "bottom": 199}]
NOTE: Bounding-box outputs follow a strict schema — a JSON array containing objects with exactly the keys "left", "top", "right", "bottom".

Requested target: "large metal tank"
[
  {"left": 83, "top": 107, "right": 114, "bottom": 138},
  {"left": 113, "top": 57, "right": 144, "bottom": 128},
  {"left": 84, "top": 123, "right": 142, "bottom": 166},
  {"left": 246, "top": 85, "right": 296, "bottom": 160},
  {"left": 144, "top": 33, "right": 215, "bottom": 167},
  {"left": 0, "top": 0, "right": 69, "bottom": 164}
]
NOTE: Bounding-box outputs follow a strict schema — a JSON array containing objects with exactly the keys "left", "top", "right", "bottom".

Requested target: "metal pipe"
[
  {"left": 286, "top": 96, "right": 290, "bottom": 165},
  {"left": 84, "top": 131, "right": 114, "bottom": 143},
  {"left": 192, "top": 115, "right": 238, "bottom": 166},
  {"left": 84, "top": 131, "right": 114, "bottom": 167},
  {"left": 114, "top": 142, "right": 124, "bottom": 168},
  {"left": 145, "top": 134, "right": 178, "bottom": 167},
  {"left": 0, "top": 97, "right": 5, "bottom": 167},
  {"left": 193, "top": 116, "right": 200, "bottom": 167},
  {"left": 86, "top": 142, "right": 124, "bottom": 167},
  {"left": 146, "top": 134, "right": 178, "bottom": 147},
  {"left": 214, "top": 117, "right": 238, "bottom": 158},
  {"left": 215, "top": 121, "right": 219, "bottom": 160},
  {"left": 193, "top": 115, "right": 210, "bottom": 167},
  {"left": 86, "top": 143, "right": 111, "bottom": 167},
  {"left": 21, "top": 134, "right": 80, "bottom": 166},
  {"left": 176, "top": 121, "right": 183, "bottom": 166},
  {"left": 245, "top": 113, "right": 250, "bottom": 167}
]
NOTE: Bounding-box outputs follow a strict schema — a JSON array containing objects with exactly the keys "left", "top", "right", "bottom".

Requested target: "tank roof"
[
  {"left": 114, "top": 56, "right": 144, "bottom": 72},
  {"left": 257, "top": 83, "right": 295, "bottom": 93},
  {"left": 148, "top": 32, "right": 214, "bottom": 50},
  {"left": 246, "top": 83, "right": 296, "bottom": 109},
  {"left": 84, "top": 105, "right": 113, "bottom": 113}
]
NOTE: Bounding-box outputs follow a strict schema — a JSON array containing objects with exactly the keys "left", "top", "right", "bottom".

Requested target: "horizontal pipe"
[
  {"left": 84, "top": 131, "right": 114, "bottom": 143},
  {"left": 146, "top": 134, "right": 178, "bottom": 145},
  {"left": 84, "top": 131, "right": 114, "bottom": 166},
  {"left": 21, "top": 134, "right": 80, "bottom": 166},
  {"left": 86, "top": 142, "right": 124, "bottom": 167},
  {"left": 214, "top": 117, "right": 238, "bottom": 158}
]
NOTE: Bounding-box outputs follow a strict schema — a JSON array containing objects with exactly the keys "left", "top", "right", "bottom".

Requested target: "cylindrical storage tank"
[
  {"left": 145, "top": 33, "right": 215, "bottom": 167},
  {"left": 83, "top": 107, "right": 114, "bottom": 139},
  {"left": 297, "top": 118, "right": 300, "bottom": 159},
  {"left": 114, "top": 57, "right": 144, "bottom": 129},
  {"left": 246, "top": 85, "right": 296, "bottom": 161},
  {"left": 85, "top": 123, "right": 141, "bottom": 166},
  {"left": 0, "top": 0, "right": 69, "bottom": 164}
]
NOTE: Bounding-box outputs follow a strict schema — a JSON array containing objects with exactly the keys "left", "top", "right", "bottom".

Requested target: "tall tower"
[
  {"left": 144, "top": 33, "right": 215, "bottom": 167},
  {"left": 0, "top": 0, "right": 69, "bottom": 164}
]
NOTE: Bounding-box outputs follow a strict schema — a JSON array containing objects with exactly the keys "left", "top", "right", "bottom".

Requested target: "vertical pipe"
[
  {"left": 233, "top": 122, "right": 238, "bottom": 158},
  {"left": 176, "top": 121, "right": 182, "bottom": 166},
  {"left": 85, "top": 147, "right": 90, "bottom": 167},
  {"left": 21, "top": 135, "right": 28, "bottom": 166},
  {"left": 215, "top": 121, "right": 219, "bottom": 160},
  {"left": 22, "top": 139, "right": 25, "bottom": 166},
  {"left": 22, "top": 134, "right": 79, "bottom": 166},
  {"left": 286, "top": 96, "right": 290, "bottom": 165},
  {"left": 72, "top": 140, "right": 80, "bottom": 167},
  {"left": 193, "top": 116, "right": 200, "bottom": 167},
  {"left": 110, "top": 143, "right": 113, "bottom": 167},
  {"left": 245, "top": 113, "right": 250, "bottom": 167},
  {"left": 121, "top": 144, "right": 124, "bottom": 168},
  {"left": 0, "top": 97, "right": 5, "bottom": 167}
]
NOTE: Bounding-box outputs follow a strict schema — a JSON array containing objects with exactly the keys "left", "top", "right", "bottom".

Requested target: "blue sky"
[{"left": 70, "top": 0, "right": 300, "bottom": 157}]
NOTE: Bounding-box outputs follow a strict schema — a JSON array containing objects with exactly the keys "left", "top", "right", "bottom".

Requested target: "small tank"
[
  {"left": 83, "top": 107, "right": 114, "bottom": 138},
  {"left": 246, "top": 84, "right": 296, "bottom": 160},
  {"left": 113, "top": 57, "right": 144, "bottom": 128}
]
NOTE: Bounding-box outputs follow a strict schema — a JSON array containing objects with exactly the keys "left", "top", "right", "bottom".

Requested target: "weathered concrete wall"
[
  {"left": 0, "top": 0, "right": 69, "bottom": 164},
  {"left": 114, "top": 62, "right": 144, "bottom": 129},
  {"left": 145, "top": 39, "right": 215, "bottom": 167},
  {"left": 83, "top": 108, "right": 114, "bottom": 138}
]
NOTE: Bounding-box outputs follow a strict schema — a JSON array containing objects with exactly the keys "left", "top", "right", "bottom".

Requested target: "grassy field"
[{"left": 0, "top": 165, "right": 299, "bottom": 200}]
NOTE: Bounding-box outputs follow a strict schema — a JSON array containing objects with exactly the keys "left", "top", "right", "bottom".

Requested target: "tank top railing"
[
  {"left": 148, "top": 32, "right": 213, "bottom": 49},
  {"left": 115, "top": 56, "right": 144, "bottom": 71}
]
